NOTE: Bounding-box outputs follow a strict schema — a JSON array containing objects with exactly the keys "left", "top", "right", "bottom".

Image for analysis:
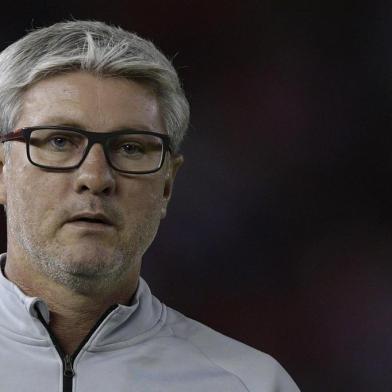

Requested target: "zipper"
[
  {"left": 64, "top": 354, "right": 74, "bottom": 377},
  {"left": 35, "top": 303, "right": 119, "bottom": 392},
  {"left": 63, "top": 354, "right": 75, "bottom": 392}
]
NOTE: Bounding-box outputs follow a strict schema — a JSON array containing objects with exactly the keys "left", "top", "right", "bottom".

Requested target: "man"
[{"left": 0, "top": 20, "right": 300, "bottom": 391}]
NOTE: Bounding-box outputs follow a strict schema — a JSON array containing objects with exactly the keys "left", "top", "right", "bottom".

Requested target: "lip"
[
  {"left": 65, "top": 220, "right": 114, "bottom": 232},
  {"left": 67, "top": 212, "right": 114, "bottom": 226}
]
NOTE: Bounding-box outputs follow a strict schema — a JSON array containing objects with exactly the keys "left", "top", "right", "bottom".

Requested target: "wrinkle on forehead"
[{"left": 17, "top": 72, "right": 165, "bottom": 133}]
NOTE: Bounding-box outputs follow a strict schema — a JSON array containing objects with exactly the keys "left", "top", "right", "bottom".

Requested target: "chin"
[{"left": 30, "top": 245, "right": 134, "bottom": 291}]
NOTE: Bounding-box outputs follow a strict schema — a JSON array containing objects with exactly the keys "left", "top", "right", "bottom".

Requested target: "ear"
[
  {"left": 161, "top": 154, "right": 184, "bottom": 219},
  {"left": 0, "top": 144, "right": 7, "bottom": 206}
]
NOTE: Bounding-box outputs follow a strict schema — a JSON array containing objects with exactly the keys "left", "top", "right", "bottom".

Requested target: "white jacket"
[{"left": 0, "top": 254, "right": 300, "bottom": 391}]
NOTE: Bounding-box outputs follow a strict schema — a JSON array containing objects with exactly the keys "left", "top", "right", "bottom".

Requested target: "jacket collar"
[{"left": 0, "top": 253, "right": 164, "bottom": 348}]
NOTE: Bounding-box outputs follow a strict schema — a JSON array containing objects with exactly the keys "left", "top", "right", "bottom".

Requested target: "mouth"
[{"left": 66, "top": 213, "right": 114, "bottom": 228}]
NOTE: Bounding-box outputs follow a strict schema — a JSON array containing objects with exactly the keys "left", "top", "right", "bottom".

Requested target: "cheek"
[
  {"left": 116, "top": 178, "right": 165, "bottom": 256},
  {"left": 6, "top": 164, "right": 67, "bottom": 225},
  {"left": 124, "top": 178, "right": 164, "bottom": 215},
  {"left": 120, "top": 177, "right": 165, "bottom": 234}
]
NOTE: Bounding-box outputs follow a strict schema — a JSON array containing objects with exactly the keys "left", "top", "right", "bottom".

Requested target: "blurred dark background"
[{"left": 0, "top": 1, "right": 391, "bottom": 390}]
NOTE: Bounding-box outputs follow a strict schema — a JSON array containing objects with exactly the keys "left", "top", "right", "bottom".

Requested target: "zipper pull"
[{"left": 64, "top": 354, "right": 75, "bottom": 377}]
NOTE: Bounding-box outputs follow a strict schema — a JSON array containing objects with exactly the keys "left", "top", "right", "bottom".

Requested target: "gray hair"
[{"left": 0, "top": 20, "right": 189, "bottom": 152}]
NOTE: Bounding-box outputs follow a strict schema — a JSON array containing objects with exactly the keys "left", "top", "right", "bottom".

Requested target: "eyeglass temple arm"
[{"left": 0, "top": 129, "right": 25, "bottom": 143}]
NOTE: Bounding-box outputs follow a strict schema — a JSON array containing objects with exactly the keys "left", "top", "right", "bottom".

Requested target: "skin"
[{"left": 0, "top": 71, "right": 183, "bottom": 354}]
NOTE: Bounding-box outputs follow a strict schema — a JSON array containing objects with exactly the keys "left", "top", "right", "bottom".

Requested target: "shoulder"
[{"left": 163, "top": 305, "right": 300, "bottom": 392}]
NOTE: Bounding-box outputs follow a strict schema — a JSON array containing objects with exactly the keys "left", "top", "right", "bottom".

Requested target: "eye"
[
  {"left": 51, "top": 136, "right": 68, "bottom": 148},
  {"left": 45, "top": 135, "right": 79, "bottom": 151},
  {"left": 120, "top": 143, "right": 145, "bottom": 155},
  {"left": 29, "top": 129, "right": 84, "bottom": 153}
]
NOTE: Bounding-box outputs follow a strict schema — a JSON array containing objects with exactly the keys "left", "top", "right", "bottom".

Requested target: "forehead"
[{"left": 17, "top": 71, "right": 165, "bottom": 133}]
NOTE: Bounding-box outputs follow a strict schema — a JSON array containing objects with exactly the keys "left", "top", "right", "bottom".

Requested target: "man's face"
[{"left": 0, "top": 71, "right": 182, "bottom": 293}]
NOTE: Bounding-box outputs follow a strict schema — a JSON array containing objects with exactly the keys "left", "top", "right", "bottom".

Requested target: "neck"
[{"left": 3, "top": 252, "right": 140, "bottom": 355}]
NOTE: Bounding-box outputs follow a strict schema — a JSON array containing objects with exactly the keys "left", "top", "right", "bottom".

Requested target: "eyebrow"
[
  {"left": 34, "top": 117, "right": 162, "bottom": 133},
  {"left": 34, "top": 117, "right": 87, "bottom": 130}
]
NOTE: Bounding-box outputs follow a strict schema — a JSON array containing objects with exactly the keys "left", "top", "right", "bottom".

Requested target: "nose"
[{"left": 74, "top": 143, "right": 116, "bottom": 196}]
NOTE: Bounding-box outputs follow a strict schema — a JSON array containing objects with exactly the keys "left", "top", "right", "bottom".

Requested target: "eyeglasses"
[{"left": 0, "top": 126, "right": 172, "bottom": 174}]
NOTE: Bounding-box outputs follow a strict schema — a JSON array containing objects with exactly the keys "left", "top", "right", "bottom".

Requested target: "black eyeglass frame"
[{"left": 0, "top": 126, "right": 172, "bottom": 174}]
